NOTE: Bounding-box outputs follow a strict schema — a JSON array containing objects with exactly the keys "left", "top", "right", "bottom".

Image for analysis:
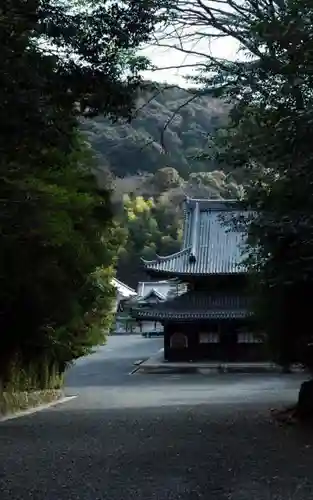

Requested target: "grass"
[
  {"left": 0, "top": 389, "right": 63, "bottom": 417},
  {"left": 0, "top": 359, "right": 65, "bottom": 417}
]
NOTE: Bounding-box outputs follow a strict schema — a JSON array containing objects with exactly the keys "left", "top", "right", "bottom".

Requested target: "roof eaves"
[
  {"left": 141, "top": 247, "right": 191, "bottom": 267},
  {"left": 131, "top": 309, "right": 251, "bottom": 320},
  {"left": 112, "top": 278, "right": 137, "bottom": 296}
]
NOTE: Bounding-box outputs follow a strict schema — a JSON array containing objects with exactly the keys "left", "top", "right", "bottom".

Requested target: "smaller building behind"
[
  {"left": 111, "top": 277, "right": 137, "bottom": 313},
  {"left": 111, "top": 279, "right": 185, "bottom": 336}
]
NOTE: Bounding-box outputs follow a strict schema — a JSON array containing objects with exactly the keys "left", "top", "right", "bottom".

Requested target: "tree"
[
  {"left": 0, "top": 0, "right": 162, "bottom": 388},
  {"left": 116, "top": 193, "right": 182, "bottom": 287},
  {"left": 160, "top": 0, "right": 313, "bottom": 418},
  {"left": 154, "top": 167, "right": 182, "bottom": 190},
  {"left": 0, "top": 133, "right": 125, "bottom": 385}
]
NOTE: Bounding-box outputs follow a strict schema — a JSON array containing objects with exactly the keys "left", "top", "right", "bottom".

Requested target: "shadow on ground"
[{"left": 1, "top": 404, "right": 313, "bottom": 500}]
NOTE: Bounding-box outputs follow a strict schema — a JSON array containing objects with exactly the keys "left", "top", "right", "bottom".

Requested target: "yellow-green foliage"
[
  {"left": 117, "top": 192, "right": 182, "bottom": 284},
  {"left": 124, "top": 195, "right": 154, "bottom": 220}
]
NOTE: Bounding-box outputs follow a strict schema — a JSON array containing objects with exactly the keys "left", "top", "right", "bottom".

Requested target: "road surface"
[{"left": 1, "top": 335, "right": 313, "bottom": 500}]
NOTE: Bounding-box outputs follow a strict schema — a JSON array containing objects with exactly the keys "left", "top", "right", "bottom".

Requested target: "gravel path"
[
  {"left": 0, "top": 336, "right": 312, "bottom": 500},
  {"left": 1, "top": 401, "right": 313, "bottom": 499}
]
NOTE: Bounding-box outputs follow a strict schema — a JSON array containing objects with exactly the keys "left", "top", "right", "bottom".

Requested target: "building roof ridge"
[
  {"left": 142, "top": 288, "right": 166, "bottom": 300},
  {"left": 141, "top": 247, "right": 191, "bottom": 265},
  {"left": 130, "top": 290, "right": 251, "bottom": 320},
  {"left": 111, "top": 278, "right": 137, "bottom": 295},
  {"left": 189, "top": 201, "right": 199, "bottom": 263},
  {"left": 185, "top": 197, "right": 242, "bottom": 212}
]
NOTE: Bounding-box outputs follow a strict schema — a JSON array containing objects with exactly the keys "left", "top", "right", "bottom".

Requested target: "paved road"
[
  {"left": 1, "top": 335, "right": 313, "bottom": 500},
  {"left": 65, "top": 334, "right": 163, "bottom": 390}
]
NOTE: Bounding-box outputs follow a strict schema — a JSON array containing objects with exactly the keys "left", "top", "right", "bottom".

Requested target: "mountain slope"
[{"left": 82, "top": 85, "right": 230, "bottom": 179}]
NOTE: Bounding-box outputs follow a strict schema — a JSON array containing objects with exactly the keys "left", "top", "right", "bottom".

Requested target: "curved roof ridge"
[{"left": 141, "top": 247, "right": 191, "bottom": 265}]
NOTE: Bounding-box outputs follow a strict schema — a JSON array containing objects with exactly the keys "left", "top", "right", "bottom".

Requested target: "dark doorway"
[{"left": 220, "top": 325, "right": 238, "bottom": 362}]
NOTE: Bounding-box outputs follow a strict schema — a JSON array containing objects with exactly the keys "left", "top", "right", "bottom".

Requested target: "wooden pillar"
[
  {"left": 218, "top": 322, "right": 222, "bottom": 362},
  {"left": 163, "top": 321, "right": 170, "bottom": 361}
]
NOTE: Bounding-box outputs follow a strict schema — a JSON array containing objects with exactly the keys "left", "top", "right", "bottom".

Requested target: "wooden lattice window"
[
  {"left": 199, "top": 332, "right": 219, "bottom": 344},
  {"left": 238, "top": 332, "right": 262, "bottom": 344}
]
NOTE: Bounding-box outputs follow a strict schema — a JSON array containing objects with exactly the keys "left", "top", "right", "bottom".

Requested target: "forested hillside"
[
  {"left": 83, "top": 85, "right": 241, "bottom": 287},
  {"left": 82, "top": 85, "right": 230, "bottom": 179}
]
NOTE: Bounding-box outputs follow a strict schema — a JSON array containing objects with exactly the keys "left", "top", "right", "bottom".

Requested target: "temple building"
[
  {"left": 131, "top": 198, "right": 266, "bottom": 362},
  {"left": 111, "top": 278, "right": 136, "bottom": 313},
  {"left": 134, "top": 279, "right": 186, "bottom": 337},
  {"left": 111, "top": 278, "right": 186, "bottom": 336}
]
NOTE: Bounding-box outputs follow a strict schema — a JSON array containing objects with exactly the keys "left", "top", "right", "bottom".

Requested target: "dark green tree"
[{"left": 0, "top": 0, "right": 161, "bottom": 388}]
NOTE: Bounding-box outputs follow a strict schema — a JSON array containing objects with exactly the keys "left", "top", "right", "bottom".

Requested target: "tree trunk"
[{"left": 296, "top": 379, "right": 313, "bottom": 421}]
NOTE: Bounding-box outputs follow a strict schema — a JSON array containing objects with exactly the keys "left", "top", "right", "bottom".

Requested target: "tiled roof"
[
  {"left": 137, "top": 279, "right": 179, "bottom": 298},
  {"left": 131, "top": 291, "right": 250, "bottom": 321},
  {"left": 142, "top": 198, "right": 249, "bottom": 276},
  {"left": 137, "top": 289, "right": 166, "bottom": 303},
  {"left": 112, "top": 278, "right": 137, "bottom": 297}
]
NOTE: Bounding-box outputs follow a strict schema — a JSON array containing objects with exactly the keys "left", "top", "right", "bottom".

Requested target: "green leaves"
[
  {"left": 0, "top": 0, "right": 161, "bottom": 386},
  {"left": 116, "top": 193, "right": 182, "bottom": 286},
  {"left": 34, "top": 0, "right": 162, "bottom": 119}
]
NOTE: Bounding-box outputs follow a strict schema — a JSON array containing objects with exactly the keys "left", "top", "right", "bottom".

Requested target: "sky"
[{"left": 141, "top": 36, "right": 240, "bottom": 87}]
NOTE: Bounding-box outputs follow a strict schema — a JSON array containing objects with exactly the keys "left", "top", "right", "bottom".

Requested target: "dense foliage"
[
  {"left": 116, "top": 194, "right": 182, "bottom": 286},
  {"left": 0, "top": 0, "right": 161, "bottom": 389},
  {"left": 82, "top": 86, "right": 230, "bottom": 179}
]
